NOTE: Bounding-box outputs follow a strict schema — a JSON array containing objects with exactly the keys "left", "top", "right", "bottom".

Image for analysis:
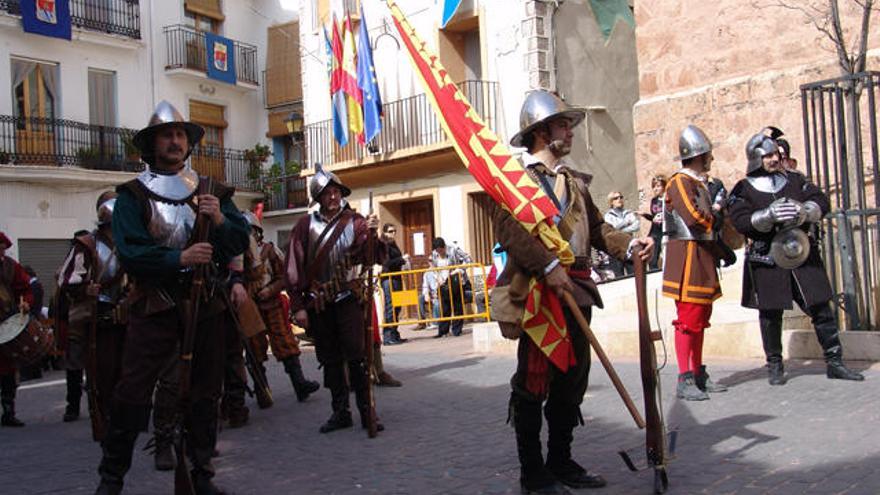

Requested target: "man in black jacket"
[
  {"left": 381, "top": 223, "right": 407, "bottom": 345},
  {"left": 728, "top": 130, "right": 864, "bottom": 386}
]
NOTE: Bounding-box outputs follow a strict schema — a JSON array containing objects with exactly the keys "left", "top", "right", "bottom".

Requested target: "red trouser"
[{"left": 672, "top": 301, "right": 713, "bottom": 374}]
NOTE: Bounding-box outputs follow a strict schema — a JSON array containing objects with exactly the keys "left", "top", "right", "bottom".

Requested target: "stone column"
[{"left": 522, "top": 1, "right": 555, "bottom": 91}]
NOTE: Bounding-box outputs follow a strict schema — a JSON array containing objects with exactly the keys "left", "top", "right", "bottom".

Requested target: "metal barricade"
[{"left": 377, "top": 263, "right": 491, "bottom": 328}]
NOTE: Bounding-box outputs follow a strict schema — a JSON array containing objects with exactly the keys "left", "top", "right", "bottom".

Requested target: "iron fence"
[
  {"left": 801, "top": 71, "right": 880, "bottom": 331},
  {"left": 263, "top": 175, "right": 309, "bottom": 211},
  {"left": 0, "top": 114, "right": 259, "bottom": 191},
  {"left": 305, "top": 80, "right": 499, "bottom": 169},
  {"left": 163, "top": 24, "right": 259, "bottom": 85},
  {"left": 1, "top": 0, "right": 141, "bottom": 39}
]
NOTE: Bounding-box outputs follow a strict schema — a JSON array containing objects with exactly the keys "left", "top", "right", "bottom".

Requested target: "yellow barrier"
[{"left": 377, "top": 263, "right": 491, "bottom": 328}]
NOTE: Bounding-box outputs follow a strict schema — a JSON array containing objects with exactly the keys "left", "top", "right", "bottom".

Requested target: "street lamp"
[{"left": 284, "top": 111, "right": 303, "bottom": 137}]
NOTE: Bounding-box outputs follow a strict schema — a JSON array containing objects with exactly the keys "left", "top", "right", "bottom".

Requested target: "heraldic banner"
[
  {"left": 205, "top": 32, "right": 237, "bottom": 85},
  {"left": 22, "top": 0, "right": 72, "bottom": 40}
]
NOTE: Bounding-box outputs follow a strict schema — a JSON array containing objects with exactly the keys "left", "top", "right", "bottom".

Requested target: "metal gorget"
[
  {"left": 307, "top": 211, "right": 357, "bottom": 285},
  {"left": 137, "top": 166, "right": 198, "bottom": 201},
  {"left": 746, "top": 173, "right": 788, "bottom": 194}
]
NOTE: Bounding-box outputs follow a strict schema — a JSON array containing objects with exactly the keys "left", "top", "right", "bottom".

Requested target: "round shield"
[
  {"left": 770, "top": 228, "right": 810, "bottom": 269},
  {"left": 0, "top": 313, "right": 29, "bottom": 345}
]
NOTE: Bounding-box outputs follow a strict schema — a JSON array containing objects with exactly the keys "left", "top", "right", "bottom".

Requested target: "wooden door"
[
  {"left": 14, "top": 64, "right": 56, "bottom": 164},
  {"left": 401, "top": 199, "right": 434, "bottom": 269}
]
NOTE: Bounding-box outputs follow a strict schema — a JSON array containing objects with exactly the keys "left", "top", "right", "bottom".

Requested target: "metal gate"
[{"left": 801, "top": 71, "right": 880, "bottom": 331}]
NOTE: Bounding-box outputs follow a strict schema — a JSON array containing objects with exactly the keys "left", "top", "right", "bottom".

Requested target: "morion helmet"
[
  {"left": 510, "top": 90, "right": 586, "bottom": 148},
  {"left": 308, "top": 162, "right": 351, "bottom": 206},
  {"left": 96, "top": 191, "right": 118, "bottom": 226},
  {"left": 242, "top": 210, "right": 263, "bottom": 232},
  {"left": 675, "top": 125, "right": 713, "bottom": 161},
  {"left": 132, "top": 100, "right": 205, "bottom": 166},
  {"left": 745, "top": 132, "right": 779, "bottom": 175}
]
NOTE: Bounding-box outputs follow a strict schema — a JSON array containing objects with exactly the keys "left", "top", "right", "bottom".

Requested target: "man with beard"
[
  {"left": 285, "top": 165, "right": 388, "bottom": 434},
  {"left": 728, "top": 130, "right": 863, "bottom": 385},
  {"left": 661, "top": 125, "right": 728, "bottom": 402},
  {"left": 94, "top": 101, "right": 248, "bottom": 494},
  {"left": 495, "top": 90, "right": 653, "bottom": 494}
]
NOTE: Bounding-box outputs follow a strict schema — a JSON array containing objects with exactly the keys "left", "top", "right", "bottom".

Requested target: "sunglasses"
[{"left": 611, "top": 195, "right": 623, "bottom": 200}]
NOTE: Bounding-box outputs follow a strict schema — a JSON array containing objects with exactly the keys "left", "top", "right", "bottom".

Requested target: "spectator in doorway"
[
  {"left": 380, "top": 223, "right": 407, "bottom": 345},
  {"left": 430, "top": 237, "right": 471, "bottom": 338},
  {"left": 604, "top": 191, "right": 640, "bottom": 276}
]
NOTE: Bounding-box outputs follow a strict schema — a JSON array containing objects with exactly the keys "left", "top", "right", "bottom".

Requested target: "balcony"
[
  {"left": 1, "top": 0, "right": 141, "bottom": 39},
  {"left": 164, "top": 24, "right": 259, "bottom": 87},
  {"left": 304, "top": 80, "right": 499, "bottom": 170},
  {"left": 262, "top": 175, "right": 309, "bottom": 211},
  {"left": 0, "top": 115, "right": 256, "bottom": 191}
]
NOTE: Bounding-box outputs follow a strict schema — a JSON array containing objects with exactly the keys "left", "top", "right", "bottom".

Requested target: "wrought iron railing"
[
  {"left": 1, "top": 0, "right": 141, "bottom": 39},
  {"left": 801, "top": 71, "right": 880, "bottom": 331},
  {"left": 163, "top": 24, "right": 259, "bottom": 86},
  {"left": 305, "top": 80, "right": 499, "bottom": 168},
  {"left": 0, "top": 115, "right": 258, "bottom": 191},
  {"left": 263, "top": 175, "right": 309, "bottom": 211}
]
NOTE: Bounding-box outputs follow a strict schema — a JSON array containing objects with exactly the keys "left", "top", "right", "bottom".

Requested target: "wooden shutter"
[
  {"left": 266, "top": 22, "right": 302, "bottom": 108},
  {"left": 467, "top": 192, "right": 494, "bottom": 266},
  {"left": 189, "top": 100, "right": 227, "bottom": 129},
  {"left": 185, "top": 0, "right": 224, "bottom": 21}
]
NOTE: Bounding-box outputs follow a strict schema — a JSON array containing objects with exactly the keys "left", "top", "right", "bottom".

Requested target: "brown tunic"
[{"left": 661, "top": 171, "right": 722, "bottom": 304}]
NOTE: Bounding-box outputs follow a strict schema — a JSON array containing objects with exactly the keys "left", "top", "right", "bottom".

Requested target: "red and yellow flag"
[
  {"left": 342, "top": 14, "right": 365, "bottom": 144},
  {"left": 383, "top": 1, "right": 576, "bottom": 371}
]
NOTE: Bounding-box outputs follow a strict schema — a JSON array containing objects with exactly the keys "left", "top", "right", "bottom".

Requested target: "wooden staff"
[
  {"left": 362, "top": 192, "right": 379, "bottom": 438},
  {"left": 561, "top": 291, "right": 646, "bottom": 429}
]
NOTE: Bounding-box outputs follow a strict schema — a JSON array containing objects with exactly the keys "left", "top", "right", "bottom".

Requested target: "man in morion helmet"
[
  {"left": 495, "top": 90, "right": 653, "bottom": 494},
  {"left": 94, "top": 101, "right": 249, "bottom": 495}
]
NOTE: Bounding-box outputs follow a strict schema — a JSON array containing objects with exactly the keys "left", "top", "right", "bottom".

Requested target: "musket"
[
  {"left": 218, "top": 288, "right": 273, "bottom": 409},
  {"left": 560, "top": 292, "right": 645, "bottom": 429},
  {"left": 362, "top": 191, "right": 379, "bottom": 438},
  {"left": 85, "top": 285, "right": 105, "bottom": 442},
  {"left": 174, "top": 179, "right": 214, "bottom": 495},
  {"left": 618, "top": 259, "right": 673, "bottom": 494}
]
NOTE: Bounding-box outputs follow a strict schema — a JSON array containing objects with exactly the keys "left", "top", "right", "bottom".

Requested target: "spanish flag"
[{"left": 383, "top": 1, "right": 576, "bottom": 371}]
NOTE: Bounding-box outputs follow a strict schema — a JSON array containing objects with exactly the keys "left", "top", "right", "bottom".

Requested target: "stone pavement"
[{"left": 1, "top": 326, "right": 878, "bottom": 495}]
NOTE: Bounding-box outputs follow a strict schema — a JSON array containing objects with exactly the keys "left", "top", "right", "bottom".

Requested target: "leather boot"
[
  {"left": 809, "top": 304, "right": 865, "bottom": 381},
  {"left": 97, "top": 403, "right": 148, "bottom": 495},
  {"left": 511, "top": 395, "right": 569, "bottom": 494},
  {"left": 283, "top": 355, "right": 320, "bottom": 402},
  {"left": 189, "top": 399, "right": 224, "bottom": 495},
  {"left": 372, "top": 346, "right": 402, "bottom": 387},
  {"left": 695, "top": 365, "right": 728, "bottom": 393},
  {"left": 349, "top": 360, "right": 385, "bottom": 432},
  {"left": 544, "top": 402, "right": 606, "bottom": 489},
  {"left": 676, "top": 372, "right": 709, "bottom": 401},
  {"left": 767, "top": 361, "right": 787, "bottom": 385},
  {"left": 64, "top": 369, "right": 84, "bottom": 422},
  {"left": 0, "top": 374, "right": 24, "bottom": 427},
  {"left": 152, "top": 376, "right": 178, "bottom": 471},
  {"left": 319, "top": 364, "right": 353, "bottom": 433},
  {"left": 825, "top": 347, "right": 865, "bottom": 381}
]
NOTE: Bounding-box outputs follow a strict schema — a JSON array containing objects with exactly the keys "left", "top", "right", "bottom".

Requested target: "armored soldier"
[
  {"left": 285, "top": 165, "right": 387, "bottom": 434},
  {"left": 0, "top": 231, "right": 33, "bottom": 427},
  {"left": 94, "top": 101, "right": 249, "bottom": 495},
  {"left": 235, "top": 211, "right": 319, "bottom": 402},
  {"left": 495, "top": 90, "right": 653, "bottom": 494},
  {"left": 661, "top": 125, "right": 728, "bottom": 401},
  {"left": 56, "top": 192, "right": 128, "bottom": 429},
  {"left": 728, "top": 130, "right": 864, "bottom": 385}
]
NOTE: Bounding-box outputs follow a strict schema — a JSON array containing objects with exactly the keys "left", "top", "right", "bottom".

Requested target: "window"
[
  {"left": 12, "top": 59, "right": 57, "bottom": 126},
  {"left": 183, "top": 0, "right": 223, "bottom": 33},
  {"left": 88, "top": 69, "right": 117, "bottom": 127},
  {"left": 189, "top": 100, "right": 227, "bottom": 181}
]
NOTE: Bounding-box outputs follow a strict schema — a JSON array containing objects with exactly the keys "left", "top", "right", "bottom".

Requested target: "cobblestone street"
[{"left": 2, "top": 326, "right": 878, "bottom": 494}]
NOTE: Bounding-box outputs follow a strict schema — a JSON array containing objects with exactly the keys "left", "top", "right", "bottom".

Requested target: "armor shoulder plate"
[{"left": 745, "top": 174, "right": 788, "bottom": 194}]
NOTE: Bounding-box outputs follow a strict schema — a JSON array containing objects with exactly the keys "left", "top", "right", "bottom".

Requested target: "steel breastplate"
[
  {"left": 307, "top": 213, "right": 357, "bottom": 285},
  {"left": 148, "top": 197, "right": 196, "bottom": 250},
  {"left": 96, "top": 238, "right": 123, "bottom": 303},
  {"left": 136, "top": 167, "right": 198, "bottom": 201},
  {"left": 663, "top": 203, "right": 714, "bottom": 241},
  {"left": 746, "top": 173, "right": 788, "bottom": 194}
]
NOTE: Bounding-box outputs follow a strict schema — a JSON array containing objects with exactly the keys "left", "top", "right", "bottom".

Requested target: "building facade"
[{"left": 0, "top": 0, "right": 295, "bottom": 293}]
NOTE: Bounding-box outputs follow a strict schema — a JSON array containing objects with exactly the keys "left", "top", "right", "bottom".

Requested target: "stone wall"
[{"left": 633, "top": 0, "right": 880, "bottom": 216}]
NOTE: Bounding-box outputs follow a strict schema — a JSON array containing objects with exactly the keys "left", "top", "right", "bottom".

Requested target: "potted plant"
[
  {"left": 244, "top": 143, "right": 272, "bottom": 190},
  {"left": 76, "top": 147, "right": 101, "bottom": 169}
]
